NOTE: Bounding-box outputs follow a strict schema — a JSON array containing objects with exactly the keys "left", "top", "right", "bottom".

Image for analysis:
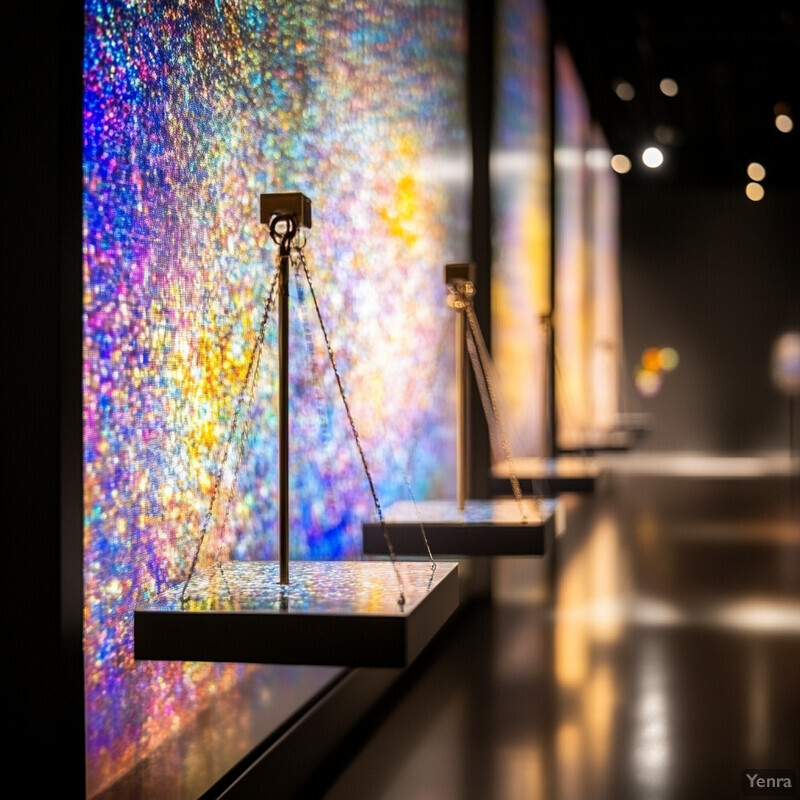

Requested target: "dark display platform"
[
  {"left": 362, "top": 497, "right": 558, "bottom": 557},
  {"left": 134, "top": 560, "right": 459, "bottom": 668},
  {"left": 490, "top": 456, "right": 602, "bottom": 495}
]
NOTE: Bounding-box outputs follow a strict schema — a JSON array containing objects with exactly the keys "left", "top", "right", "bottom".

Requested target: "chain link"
[
  {"left": 181, "top": 270, "right": 280, "bottom": 603},
  {"left": 446, "top": 281, "right": 539, "bottom": 520},
  {"left": 294, "top": 246, "right": 410, "bottom": 604},
  {"left": 181, "top": 228, "right": 505, "bottom": 606}
]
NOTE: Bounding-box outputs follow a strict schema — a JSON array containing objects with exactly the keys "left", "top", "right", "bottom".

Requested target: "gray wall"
[{"left": 619, "top": 181, "right": 800, "bottom": 453}]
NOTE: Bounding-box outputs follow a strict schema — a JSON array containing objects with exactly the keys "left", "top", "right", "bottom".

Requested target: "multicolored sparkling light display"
[
  {"left": 490, "top": 0, "right": 551, "bottom": 458},
  {"left": 553, "top": 43, "right": 592, "bottom": 443},
  {"left": 553, "top": 43, "right": 622, "bottom": 448},
  {"left": 82, "top": 0, "right": 468, "bottom": 793}
]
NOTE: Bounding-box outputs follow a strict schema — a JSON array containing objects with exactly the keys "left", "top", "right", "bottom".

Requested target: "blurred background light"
[
  {"left": 771, "top": 331, "right": 800, "bottom": 395},
  {"left": 642, "top": 146, "right": 664, "bottom": 168},
  {"left": 745, "top": 182, "right": 765, "bottom": 201},
  {"left": 613, "top": 79, "right": 636, "bottom": 101},
  {"left": 659, "top": 77, "right": 679, "bottom": 97},
  {"left": 611, "top": 153, "right": 632, "bottom": 174}
]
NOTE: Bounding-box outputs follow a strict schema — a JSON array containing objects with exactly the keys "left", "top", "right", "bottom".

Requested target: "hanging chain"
[
  {"left": 213, "top": 279, "right": 275, "bottom": 557},
  {"left": 464, "top": 304, "right": 536, "bottom": 517},
  {"left": 179, "top": 217, "right": 459, "bottom": 606},
  {"left": 446, "top": 282, "right": 538, "bottom": 519},
  {"left": 372, "top": 302, "right": 450, "bottom": 573},
  {"left": 181, "top": 269, "right": 280, "bottom": 603},
  {"left": 294, "top": 245, "right": 408, "bottom": 605}
]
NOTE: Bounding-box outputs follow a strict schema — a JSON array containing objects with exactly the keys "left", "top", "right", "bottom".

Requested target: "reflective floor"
[{"left": 303, "top": 458, "right": 800, "bottom": 799}]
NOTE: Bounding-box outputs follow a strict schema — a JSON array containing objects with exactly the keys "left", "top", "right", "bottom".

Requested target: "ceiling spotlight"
[
  {"left": 642, "top": 146, "right": 664, "bottom": 168},
  {"left": 747, "top": 162, "right": 766, "bottom": 181},
  {"left": 613, "top": 80, "right": 636, "bottom": 101},
  {"left": 775, "top": 114, "right": 794, "bottom": 133},
  {"left": 659, "top": 78, "right": 679, "bottom": 97},
  {"left": 745, "top": 182, "right": 765, "bottom": 201},
  {"left": 610, "top": 154, "right": 632, "bottom": 174}
]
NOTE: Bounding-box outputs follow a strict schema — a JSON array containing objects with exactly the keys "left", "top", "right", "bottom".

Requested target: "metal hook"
[{"left": 269, "top": 212, "right": 299, "bottom": 255}]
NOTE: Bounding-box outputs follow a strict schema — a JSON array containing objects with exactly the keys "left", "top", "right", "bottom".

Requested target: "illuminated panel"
[
  {"left": 82, "top": 0, "right": 469, "bottom": 794},
  {"left": 586, "top": 122, "right": 621, "bottom": 433},
  {"left": 553, "top": 43, "right": 591, "bottom": 448},
  {"left": 490, "top": 0, "right": 551, "bottom": 458}
]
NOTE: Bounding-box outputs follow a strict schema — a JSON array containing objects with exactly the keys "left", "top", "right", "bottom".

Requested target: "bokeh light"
[
  {"left": 659, "top": 77, "right": 678, "bottom": 97},
  {"left": 642, "top": 146, "right": 664, "bottom": 169},
  {"left": 642, "top": 347, "right": 662, "bottom": 372},
  {"left": 635, "top": 347, "right": 679, "bottom": 396},
  {"left": 774, "top": 103, "right": 794, "bottom": 133},
  {"left": 613, "top": 79, "right": 635, "bottom": 101},
  {"left": 635, "top": 367, "right": 663, "bottom": 397},
  {"left": 771, "top": 331, "right": 800, "bottom": 395},
  {"left": 611, "top": 153, "right": 632, "bottom": 174},
  {"left": 746, "top": 182, "right": 765, "bottom": 201},
  {"left": 658, "top": 347, "right": 679, "bottom": 371}
]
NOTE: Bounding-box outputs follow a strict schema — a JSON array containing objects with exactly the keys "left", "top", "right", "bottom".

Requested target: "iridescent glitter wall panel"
[
  {"left": 82, "top": 1, "right": 469, "bottom": 794},
  {"left": 490, "top": 0, "right": 550, "bottom": 458},
  {"left": 585, "top": 122, "right": 621, "bottom": 434},
  {"left": 553, "top": 44, "right": 622, "bottom": 450},
  {"left": 553, "top": 42, "right": 592, "bottom": 448}
]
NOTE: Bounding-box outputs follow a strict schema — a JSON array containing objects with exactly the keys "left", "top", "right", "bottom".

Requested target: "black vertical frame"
[
  {"left": 60, "top": 0, "right": 88, "bottom": 794},
  {"left": 467, "top": 0, "right": 495, "bottom": 498},
  {"left": 3, "top": 0, "right": 86, "bottom": 795}
]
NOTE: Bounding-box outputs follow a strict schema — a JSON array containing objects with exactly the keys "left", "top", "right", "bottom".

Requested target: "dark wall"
[
  {"left": 620, "top": 180, "right": 800, "bottom": 453},
  {"left": 3, "top": 1, "right": 86, "bottom": 795}
]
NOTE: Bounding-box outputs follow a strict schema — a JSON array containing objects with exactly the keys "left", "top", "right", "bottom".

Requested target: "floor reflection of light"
[
  {"left": 624, "top": 596, "right": 800, "bottom": 634},
  {"left": 554, "top": 597, "right": 627, "bottom": 626},
  {"left": 494, "top": 744, "right": 543, "bottom": 800},
  {"left": 712, "top": 598, "right": 800, "bottom": 633},
  {"left": 590, "top": 515, "right": 627, "bottom": 642},
  {"left": 586, "top": 664, "right": 616, "bottom": 782},
  {"left": 556, "top": 722, "right": 583, "bottom": 800},
  {"left": 747, "top": 643, "right": 770, "bottom": 762},
  {"left": 555, "top": 595, "right": 800, "bottom": 637},
  {"left": 631, "top": 597, "right": 686, "bottom": 627},
  {"left": 631, "top": 638, "right": 672, "bottom": 799},
  {"left": 555, "top": 515, "right": 628, "bottom": 687},
  {"left": 555, "top": 554, "right": 590, "bottom": 688},
  {"left": 553, "top": 511, "right": 627, "bottom": 799}
]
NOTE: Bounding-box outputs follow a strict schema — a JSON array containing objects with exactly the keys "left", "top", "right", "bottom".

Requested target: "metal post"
[
  {"left": 260, "top": 193, "right": 312, "bottom": 587},
  {"left": 445, "top": 263, "right": 475, "bottom": 512},
  {"left": 455, "top": 305, "right": 467, "bottom": 511},
  {"left": 544, "top": 315, "right": 556, "bottom": 459},
  {"left": 278, "top": 246, "right": 290, "bottom": 585}
]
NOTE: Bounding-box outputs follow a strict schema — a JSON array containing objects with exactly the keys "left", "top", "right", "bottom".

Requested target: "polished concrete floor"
[{"left": 301, "top": 457, "right": 800, "bottom": 799}]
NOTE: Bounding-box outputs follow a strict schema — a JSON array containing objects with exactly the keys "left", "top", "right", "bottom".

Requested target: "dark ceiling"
[{"left": 545, "top": 3, "right": 800, "bottom": 188}]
